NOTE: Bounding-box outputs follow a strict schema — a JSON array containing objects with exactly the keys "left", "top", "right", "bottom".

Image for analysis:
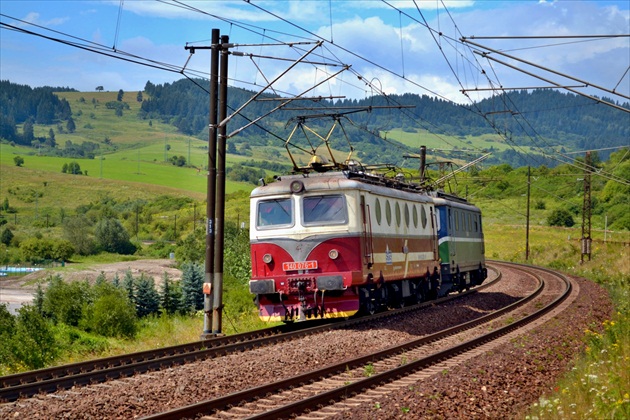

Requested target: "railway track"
[
  {"left": 141, "top": 263, "right": 574, "bottom": 420},
  {"left": 0, "top": 267, "right": 501, "bottom": 403}
]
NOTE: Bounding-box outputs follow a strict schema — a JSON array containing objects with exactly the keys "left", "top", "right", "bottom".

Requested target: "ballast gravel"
[{"left": 0, "top": 271, "right": 612, "bottom": 419}]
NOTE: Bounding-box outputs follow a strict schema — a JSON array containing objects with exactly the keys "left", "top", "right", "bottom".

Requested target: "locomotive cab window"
[
  {"left": 257, "top": 198, "right": 293, "bottom": 228},
  {"left": 303, "top": 195, "right": 348, "bottom": 225}
]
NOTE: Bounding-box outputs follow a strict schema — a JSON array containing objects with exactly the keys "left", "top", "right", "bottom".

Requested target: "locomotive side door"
[
  {"left": 448, "top": 207, "right": 457, "bottom": 258},
  {"left": 430, "top": 206, "right": 438, "bottom": 261},
  {"left": 360, "top": 195, "right": 374, "bottom": 268}
]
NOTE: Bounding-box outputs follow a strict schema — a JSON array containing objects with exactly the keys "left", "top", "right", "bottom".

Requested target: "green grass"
[
  {"left": 483, "top": 219, "right": 629, "bottom": 420},
  {"left": 2, "top": 92, "right": 628, "bottom": 414},
  {"left": 384, "top": 128, "right": 514, "bottom": 153},
  {"left": 1, "top": 142, "right": 250, "bottom": 198}
]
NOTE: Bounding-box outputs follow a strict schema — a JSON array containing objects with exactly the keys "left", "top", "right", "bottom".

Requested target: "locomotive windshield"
[
  {"left": 257, "top": 198, "right": 293, "bottom": 228},
  {"left": 303, "top": 195, "right": 347, "bottom": 225}
]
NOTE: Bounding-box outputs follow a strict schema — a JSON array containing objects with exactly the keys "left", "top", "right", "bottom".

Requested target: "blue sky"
[{"left": 1, "top": 1, "right": 628, "bottom": 104}]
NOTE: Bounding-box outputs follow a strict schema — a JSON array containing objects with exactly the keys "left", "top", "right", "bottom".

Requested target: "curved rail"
[
  {"left": 0, "top": 266, "right": 501, "bottom": 403},
  {"left": 142, "top": 263, "right": 559, "bottom": 420}
]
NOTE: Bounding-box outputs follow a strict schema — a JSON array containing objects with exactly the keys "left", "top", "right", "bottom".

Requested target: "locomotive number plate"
[{"left": 282, "top": 260, "right": 318, "bottom": 271}]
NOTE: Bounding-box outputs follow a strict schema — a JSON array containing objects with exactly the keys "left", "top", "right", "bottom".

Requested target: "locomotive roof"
[{"left": 251, "top": 171, "right": 435, "bottom": 203}]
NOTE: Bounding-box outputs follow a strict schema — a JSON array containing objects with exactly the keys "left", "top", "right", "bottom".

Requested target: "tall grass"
[
  {"left": 484, "top": 221, "right": 629, "bottom": 419},
  {"left": 525, "top": 274, "right": 629, "bottom": 419}
]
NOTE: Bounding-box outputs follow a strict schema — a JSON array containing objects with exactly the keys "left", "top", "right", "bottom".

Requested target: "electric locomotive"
[{"left": 248, "top": 161, "right": 487, "bottom": 322}]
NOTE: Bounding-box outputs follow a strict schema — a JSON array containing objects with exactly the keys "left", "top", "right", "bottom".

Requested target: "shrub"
[
  {"left": 547, "top": 208, "right": 575, "bottom": 227},
  {"left": 19, "top": 237, "right": 75, "bottom": 263},
  {"left": 63, "top": 215, "right": 96, "bottom": 256},
  {"left": 12, "top": 305, "right": 58, "bottom": 369},
  {"left": 94, "top": 218, "right": 136, "bottom": 254},
  {"left": 0, "top": 304, "right": 17, "bottom": 368},
  {"left": 81, "top": 282, "right": 137, "bottom": 338},
  {"left": 42, "top": 276, "right": 90, "bottom": 326}
]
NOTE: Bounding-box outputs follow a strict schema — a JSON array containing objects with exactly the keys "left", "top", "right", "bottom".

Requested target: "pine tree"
[
  {"left": 180, "top": 262, "right": 204, "bottom": 312},
  {"left": 135, "top": 274, "right": 160, "bottom": 318},
  {"left": 33, "top": 283, "right": 45, "bottom": 314},
  {"left": 95, "top": 271, "right": 106, "bottom": 286},
  {"left": 1, "top": 228, "right": 14, "bottom": 246},
  {"left": 66, "top": 116, "right": 76, "bottom": 133},
  {"left": 123, "top": 269, "right": 135, "bottom": 304},
  {"left": 112, "top": 273, "right": 121, "bottom": 288},
  {"left": 160, "top": 272, "right": 181, "bottom": 314}
]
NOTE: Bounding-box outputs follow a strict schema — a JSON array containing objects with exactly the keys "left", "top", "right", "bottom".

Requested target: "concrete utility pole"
[
  {"left": 581, "top": 151, "right": 592, "bottom": 263},
  {"left": 186, "top": 30, "right": 230, "bottom": 338},
  {"left": 187, "top": 29, "right": 220, "bottom": 338},
  {"left": 212, "top": 34, "right": 230, "bottom": 335},
  {"left": 525, "top": 166, "right": 531, "bottom": 261}
]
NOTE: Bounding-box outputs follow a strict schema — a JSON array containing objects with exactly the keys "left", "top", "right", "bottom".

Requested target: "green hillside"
[{"left": 1, "top": 87, "right": 628, "bottom": 419}]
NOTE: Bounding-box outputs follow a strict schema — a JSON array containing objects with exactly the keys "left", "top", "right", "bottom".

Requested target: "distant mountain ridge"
[{"left": 1, "top": 79, "right": 628, "bottom": 168}]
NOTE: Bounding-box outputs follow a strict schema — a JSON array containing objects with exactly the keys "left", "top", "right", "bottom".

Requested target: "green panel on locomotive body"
[{"left": 434, "top": 195, "right": 486, "bottom": 293}]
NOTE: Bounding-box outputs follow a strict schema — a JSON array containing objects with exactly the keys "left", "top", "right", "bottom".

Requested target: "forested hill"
[
  {"left": 140, "top": 78, "right": 629, "bottom": 159},
  {"left": 0, "top": 81, "right": 76, "bottom": 141},
  {"left": 1, "top": 78, "right": 628, "bottom": 167}
]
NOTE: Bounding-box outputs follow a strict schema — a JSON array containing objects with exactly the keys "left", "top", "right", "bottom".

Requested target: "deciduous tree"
[
  {"left": 13, "top": 156, "right": 24, "bottom": 167},
  {"left": 94, "top": 218, "right": 136, "bottom": 254}
]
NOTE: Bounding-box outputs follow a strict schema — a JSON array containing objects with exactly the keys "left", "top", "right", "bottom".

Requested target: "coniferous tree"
[
  {"left": 160, "top": 272, "right": 181, "bottom": 314},
  {"left": 46, "top": 128, "right": 56, "bottom": 147},
  {"left": 180, "top": 262, "right": 204, "bottom": 312},
  {"left": 23, "top": 120, "right": 34, "bottom": 143},
  {"left": 66, "top": 116, "right": 76, "bottom": 133},
  {"left": 123, "top": 269, "right": 135, "bottom": 304},
  {"left": 135, "top": 274, "right": 160, "bottom": 317},
  {"left": 112, "top": 273, "right": 121, "bottom": 288},
  {"left": 95, "top": 271, "right": 107, "bottom": 287},
  {"left": 1, "top": 228, "right": 13, "bottom": 246},
  {"left": 33, "top": 283, "right": 45, "bottom": 314}
]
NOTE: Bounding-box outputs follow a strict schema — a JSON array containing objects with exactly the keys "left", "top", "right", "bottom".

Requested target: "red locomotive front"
[{"left": 249, "top": 180, "right": 365, "bottom": 322}]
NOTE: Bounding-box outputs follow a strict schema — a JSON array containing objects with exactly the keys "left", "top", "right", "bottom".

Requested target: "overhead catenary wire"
[{"left": 2, "top": 2, "right": 628, "bottom": 187}]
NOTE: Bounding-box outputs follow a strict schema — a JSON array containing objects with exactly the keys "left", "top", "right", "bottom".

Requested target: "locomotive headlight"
[
  {"left": 290, "top": 180, "right": 304, "bottom": 193},
  {"left": 262, "top": 253, "right": 273, "bottom": 264},
  {"left": 328, "top": 249, "right": 339, "bottom": 260}
]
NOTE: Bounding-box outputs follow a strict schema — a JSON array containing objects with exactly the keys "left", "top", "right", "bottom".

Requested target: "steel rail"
[
  {"left": 245, "top": 265, "right": 571, "bottom": 420},
  {"left": 142, "top": 264, "right": 546, "bottom": 420}
]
